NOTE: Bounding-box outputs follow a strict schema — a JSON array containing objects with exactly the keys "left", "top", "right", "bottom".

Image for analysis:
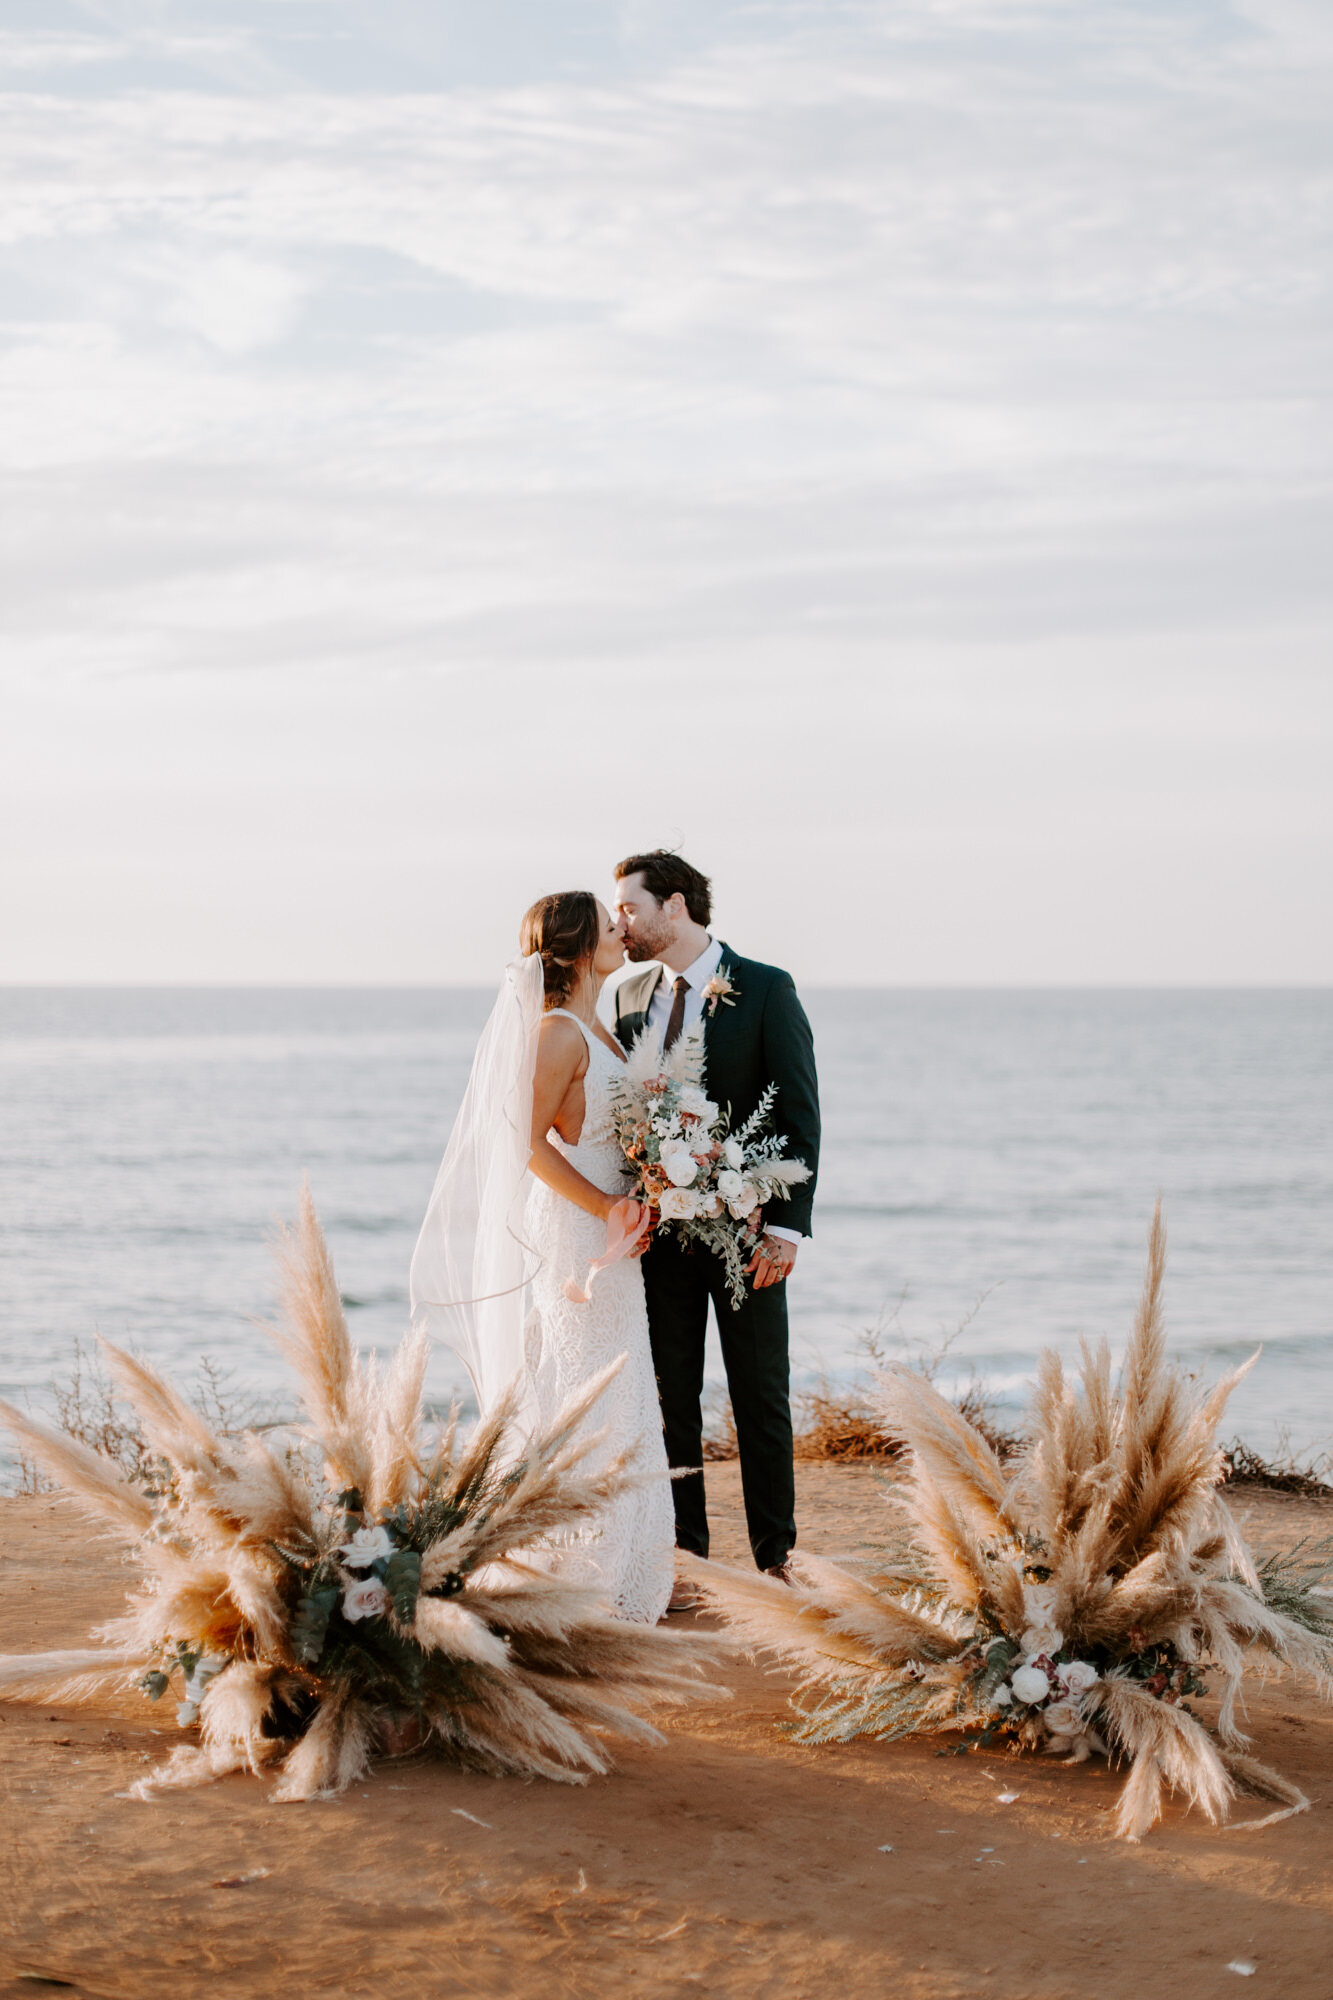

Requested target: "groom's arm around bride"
[{"left": 612, "top": 850, "right": 820, "bottom": 1579}]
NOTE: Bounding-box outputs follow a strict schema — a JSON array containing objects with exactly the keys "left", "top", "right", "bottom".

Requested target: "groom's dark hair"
[{"left": 615, "top": 849, "right": 712, "bottom": 927}]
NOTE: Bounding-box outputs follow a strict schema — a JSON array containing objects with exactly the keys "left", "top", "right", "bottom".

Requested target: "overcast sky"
[{"left": 1, "top": 0, "right": 1329, "bottom": 985}]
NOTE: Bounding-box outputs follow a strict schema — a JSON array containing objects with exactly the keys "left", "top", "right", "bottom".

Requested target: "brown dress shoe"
[{"left": 763, "top": 1560, "right": 795, "bottom": 1585}]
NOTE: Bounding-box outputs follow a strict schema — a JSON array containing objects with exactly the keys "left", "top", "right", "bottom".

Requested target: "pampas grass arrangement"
[
  {"left": 0, "top": 1186, "right": 716, "bottom": 1800},
  {"left": 692, "top": 1205, "right": 1333, "bottom": 1840}
]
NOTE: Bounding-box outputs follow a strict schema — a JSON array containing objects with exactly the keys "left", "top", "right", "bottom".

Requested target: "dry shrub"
[
  {"left": 792, "top": 1289, "right": 1020, "bottom": 1464},
  {"left": 1221, "top": 1434, "right": 1333, "bottom": 1499},
  {"left": 9, "top": 1343, "right": 270, "bottom": 1496}
]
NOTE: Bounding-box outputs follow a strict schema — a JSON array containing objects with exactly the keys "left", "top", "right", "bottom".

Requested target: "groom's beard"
[{"left": 625, "top": 929, "right": 671, "bottom": 963}]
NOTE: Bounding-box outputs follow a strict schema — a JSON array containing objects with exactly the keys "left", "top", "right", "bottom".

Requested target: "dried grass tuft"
[{"left": 0, "top": 1186, "right": 720, "bottom": 1800}]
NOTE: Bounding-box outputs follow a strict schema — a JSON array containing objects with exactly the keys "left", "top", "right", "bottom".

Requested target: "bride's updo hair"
[{"left": 520, "top": 891, "right": 601, "bottom": 1009}]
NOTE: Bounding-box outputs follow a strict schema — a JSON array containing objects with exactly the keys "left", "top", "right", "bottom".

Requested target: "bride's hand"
[{"left": 622, "top": 1199, "right": 654, "bottom": 1256}]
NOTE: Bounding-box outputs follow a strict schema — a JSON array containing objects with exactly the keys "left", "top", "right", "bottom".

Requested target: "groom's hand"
[{"left": 746, "top": 1233, "right": 797, "bottom": 1289}]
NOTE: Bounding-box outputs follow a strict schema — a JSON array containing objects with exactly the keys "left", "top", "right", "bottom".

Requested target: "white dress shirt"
[
  {"left": 645, "top": 936, "right": 725, "bottom": 1046},
  {"left": 645, "top": 938, "right": 800, "bottom": 1248}
]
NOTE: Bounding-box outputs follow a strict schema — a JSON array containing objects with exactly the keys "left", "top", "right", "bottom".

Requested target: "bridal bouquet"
[
  {"left": 612, "top": 1027, "right": 810, "bottom": 1308},
  {"left": 691, "top": 1206, "right": 1333, "bottom": 1841},
  {"left": 0, "top": 1188, "right": 716, "bottom": 1801}
]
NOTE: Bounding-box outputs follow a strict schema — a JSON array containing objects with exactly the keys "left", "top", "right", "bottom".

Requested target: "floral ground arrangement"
[
  {"left": 692, "top": 1206, "right": 1333, "bottom": 1840},
  {"left": 0, "top": 1189, "right": 715, "bottom": 1800}
]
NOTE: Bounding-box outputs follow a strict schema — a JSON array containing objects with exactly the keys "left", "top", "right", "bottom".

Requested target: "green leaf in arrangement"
[
  {"left": 140, "top": 1670, "right": 170, "bottom": 1701},
  {"left": 291, "top": 1585, "right": 340, "bottom": 1665},
  {"left": 384, "top": 1548, "right": 422, "bottom": 1623}
]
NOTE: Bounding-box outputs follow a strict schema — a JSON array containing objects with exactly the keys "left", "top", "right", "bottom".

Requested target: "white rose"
[
  {"left": 1023, "top": 1584, "right": 1058, "bottom": 1622},
  {"left": 676, "top": 1087, "right": 718, "bottom": 1124},
  {"left": 1057, "top": 1660, "right": 1099, "bottom": 1694},
  {"left": 342, "top": 1577, "right": 392, "bottom": 1623},
  {"left": 726, "top": 1185, "right": 760, "bottom": 1220},
  {"left": 1042, "top": 1699, "right": 1085, "bottom": 1737},
  {"left": 659, "top": 1140, "right": 699, "bottom": 1187},
  {"left": 717, "top": 1169, "right": 746, "bottom": 1203},
  {"left": 721, "top": 1137, "right": 744, "bottom": 1171},
  {"left": 659, "top": 1188, "right": 703, "bottom": 1221},
  {"left": 1010, "top": 1664, "right": 1051, "bottom": 1705},
  {"left": 339, "top": 1523, "right": 396, "bottom": 1568},
  {"left": 699, "top": 1193, "right": 724, "bottom": 1218}
]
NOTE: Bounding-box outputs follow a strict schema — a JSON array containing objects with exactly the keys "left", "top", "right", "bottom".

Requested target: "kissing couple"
[{"left": 410, "top": 849, "right": 821, "bottom": 1625}]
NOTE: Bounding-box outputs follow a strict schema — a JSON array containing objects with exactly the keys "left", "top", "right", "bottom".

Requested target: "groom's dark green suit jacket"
[{"left": 612, "top": 945, "right": 820, "bottom": 1238}]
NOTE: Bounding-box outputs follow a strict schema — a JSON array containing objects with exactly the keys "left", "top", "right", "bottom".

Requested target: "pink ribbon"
[{"left": 563, "top": 1197, "right": 646, "bottom": 1303}]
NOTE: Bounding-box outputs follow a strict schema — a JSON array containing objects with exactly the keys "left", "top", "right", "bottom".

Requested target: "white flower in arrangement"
[
  {"left": 1042, "top": 1699, "right": 1086, "bottom": 1738},
  {"left": 1057, "top": 1660, "right": 1100, "bottom": 1694},
  {"left": 993, "top": 1682, "right": 1014, "bottom": 1707},
  {"left": 1019, "top": 1584, "right": 1062, "bottom": 1659},
  {"left": 1022, "top": 1583, "right": 1058, "bottom": 1623},
  {"left": 659, "top": 1188, "right": 703, "bottom": 1221},
  {"left": 726, "top": 1185, "right": 760, "bottom": 1221},
  {"left": 676, "top": 1085, "right": 717, "bottom": 1123},
  {"left": 716, "top": 1169, "right": 746, "bottom": 1204},
  {"left": 343, "top": 1577, "right": 392, "bottom": 1623},
  {"left": 339, "top": 1524, "right": 396, "bottom": 1568},
  {"left": 659, "top": 1141, "right": 700, "bottom": 1187},
  {"left": 699, "top": 1193, "right": 724, "bottom": 1219},
  {"left": 652, "top": 1113, "right": 681, "bottom": 1140},
  {"left": 1010, "top": 1664, "right": 1052, "bottom": 1705},
  {"left": 721, "top": 1137, "right": 744, "bottom": 1171}
]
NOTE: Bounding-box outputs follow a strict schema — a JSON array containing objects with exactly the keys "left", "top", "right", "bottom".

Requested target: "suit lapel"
[
  {"left": 698, "top": 944, "right": 746, "bottom": 1077},
  {"left": 615, "top": 964, "right": 664, "bottom": 1047},
  {"left": 638, "top": 965, "right": 665, "bottom": 1026}
]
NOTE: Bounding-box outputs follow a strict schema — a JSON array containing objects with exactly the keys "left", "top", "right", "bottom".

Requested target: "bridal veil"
[{"left": 409, "top": 952, "right": 545, "bottom": 1428}]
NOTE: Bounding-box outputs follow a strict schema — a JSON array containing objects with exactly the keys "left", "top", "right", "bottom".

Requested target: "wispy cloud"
[{"left": 0, "top": 0, "right": 1329, "bottom": 978}]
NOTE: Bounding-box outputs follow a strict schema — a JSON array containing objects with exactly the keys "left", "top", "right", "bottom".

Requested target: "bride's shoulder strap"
[{"left": 545, "top": 1008, "right": 597, "bottom": 1051}]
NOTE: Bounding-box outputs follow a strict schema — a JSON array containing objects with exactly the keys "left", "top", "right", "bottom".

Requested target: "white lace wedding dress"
[{"left": 522, "top": 1012, "right": 675, "bottom": 1626}]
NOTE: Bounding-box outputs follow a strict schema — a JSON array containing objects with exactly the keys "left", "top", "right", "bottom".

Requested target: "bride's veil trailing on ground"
[{"left": 410, "top": 951, "right": 546, "bottom": 1429}]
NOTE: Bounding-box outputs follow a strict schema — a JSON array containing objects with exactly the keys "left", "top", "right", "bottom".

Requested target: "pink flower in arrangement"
[
  {"left": 342, "top": 1578, "right": 392, "bottom": 1623},
  {"left": 701, "top": 973, "right": 738, "bottom": 1017}
]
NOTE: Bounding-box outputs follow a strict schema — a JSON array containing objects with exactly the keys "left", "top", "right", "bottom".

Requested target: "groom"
[{"left": 612, "top": 849, "right": 820, "bottom": 1581}]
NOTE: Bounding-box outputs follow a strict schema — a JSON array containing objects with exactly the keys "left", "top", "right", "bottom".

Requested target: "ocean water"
[{"left": 1, "top": 987, "right": 1329, "bottom": 1475}]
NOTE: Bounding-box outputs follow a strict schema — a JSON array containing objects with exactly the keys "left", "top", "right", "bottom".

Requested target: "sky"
[{"left": 1, "top": 0, "right": 1330, "bottom": 986}]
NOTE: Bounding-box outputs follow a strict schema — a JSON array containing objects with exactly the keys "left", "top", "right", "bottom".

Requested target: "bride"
[{"left": 409, "top": 890, "right": 675, "bottom": 1626}]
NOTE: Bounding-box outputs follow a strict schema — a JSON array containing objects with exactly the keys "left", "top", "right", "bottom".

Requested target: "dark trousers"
[{"left": 640, "top": 1232, "right": 796, "bottom": 1573}]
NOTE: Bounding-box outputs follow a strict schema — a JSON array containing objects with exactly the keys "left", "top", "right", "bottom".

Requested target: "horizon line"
[{"left": 2, "top": 981, "right": 1329, "bottom": 995}]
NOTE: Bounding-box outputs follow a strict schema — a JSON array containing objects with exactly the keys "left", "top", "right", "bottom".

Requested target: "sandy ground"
[{"left": 2, "top": 1463, "right": 1331, "bottom": 2000}]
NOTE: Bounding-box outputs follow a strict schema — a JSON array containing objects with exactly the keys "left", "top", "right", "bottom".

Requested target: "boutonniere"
[{"left": 701, "top": 972, "right": 738, "bottom": 1018}]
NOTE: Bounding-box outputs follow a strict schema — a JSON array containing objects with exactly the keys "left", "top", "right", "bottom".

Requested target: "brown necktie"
[{"left": 663, "top": 975, "right": 689, "bottom": 1052}]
